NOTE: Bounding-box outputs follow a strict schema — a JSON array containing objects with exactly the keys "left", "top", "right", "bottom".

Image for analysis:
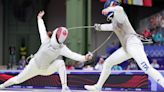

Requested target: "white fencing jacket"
[
  {"left": 33, "top": 18, "right": 86, "bottom": 69},
  {"left": 100, "top": 6, "right": 137, "bottom": 50}
]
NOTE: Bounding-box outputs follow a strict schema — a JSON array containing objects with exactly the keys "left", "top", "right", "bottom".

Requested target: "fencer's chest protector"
[
  {"left": 34, "top": 27, "right": 68, "bottom": 69},
  {"left": 35, "top": 40, "right": 62, "bottom": 69},
  {"left": 112, "top": 6, "right": 136, "bottom": 49}
]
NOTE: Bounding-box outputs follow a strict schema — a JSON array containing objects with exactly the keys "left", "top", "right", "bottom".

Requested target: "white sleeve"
[
  {"left": 60, "top": 45, "right": 86, "bottom": 62},
  {"left": 100, "top": 24, "right": 113, "bottom": 31},
  {"left": 37, "top": 18, "right": 49, "bottom": 43}
]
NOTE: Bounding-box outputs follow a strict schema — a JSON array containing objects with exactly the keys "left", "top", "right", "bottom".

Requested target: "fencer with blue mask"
[{"left": 85, "top": 0, "right": 164, "bottom": 91}]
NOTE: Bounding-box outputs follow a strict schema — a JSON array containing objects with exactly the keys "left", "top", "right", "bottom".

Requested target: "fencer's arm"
[
  {"left": 61, "top": 45, "right": 86, "bottom": 62},
  {"left": 95, "top": 23, "right": 113, "bottom": 31},
  {"left": 37, "top": 13, "right": 49, "bottom": 43},
  {"left": 99, "top": 24, "right": 113, "bottom": 31}
]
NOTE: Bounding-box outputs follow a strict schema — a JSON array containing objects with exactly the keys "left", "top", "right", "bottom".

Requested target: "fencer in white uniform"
[
  {"left": 0, "top": 11, "right": 93, "bottom": 92},
  {"left": 85, "top": 0, "right": 164, "bottom": 91}
]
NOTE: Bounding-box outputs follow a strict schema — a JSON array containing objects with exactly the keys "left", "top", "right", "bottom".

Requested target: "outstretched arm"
[
  {"left": 61, "top": 45, "right": 92, "bottom": 62},
  {"left": 94, "top": 23, "right": 113, "bottom": 31},
  {"left": 37, "top": 11, "right": 49, "bottom": 43}
]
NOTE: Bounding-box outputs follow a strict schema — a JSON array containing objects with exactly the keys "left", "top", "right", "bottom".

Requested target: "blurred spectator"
[
  {"left": 160, "top": 16, "right": 164, "bottom": 29},
  {"left": 74, "top": 61, "right": 84, "bottom": 70},
  {"left": 19, "top": 38, "right": 28, "bottom": 57},
  {"left": 66, "top": 65, "right": 75, "bottom": 70},
  {"left": 112, "top": 64, "right": 123, "bottom": 70},
  {"left": 66, "top": 60, "right": 75, "bottom": 70},
  {"left": 7, "top": 63, "right": 12, "bottom": 70},
  {"left": 17, "top": 56, "right": 27, "bottom": 70},
  {"left": 83, "top": 65, "right": 94, "bottom": 70},
  {"left": 152, "top": 31, "right": 163, "bottom": 45},
  {"left": 149, "top": 16, "right": 158, "bottom": 32},
  {"left": 151, "top": 59, "right": 160, "bottom": 69},
  {"left": 142, "top": 28, "right": 152, "bottom": 39},
  {"left": 95, "top": 55, "right": 107, "bottom": 68},
  {"left": 160, "top": 16, "right": 164, "bottom": 43},
  {"left": 95, "top": 57, "right": 104, "bottom": 70},
  {"left": 156, "top": 14, "right": 162, "bottom": 26},
  {"left": 9, "top": 46, "right": 16, "bottom": 68},
  {"left": 95, "top": 42, "right": 121, "bottom": 68},
  {"left": 139, "top": 11, "right": 164, "bottom": 46},
  {"left": 126, "top": 60, "right": 139, "bottom": 70}
]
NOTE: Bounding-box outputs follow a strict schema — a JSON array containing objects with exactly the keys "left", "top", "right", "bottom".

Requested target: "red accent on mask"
[
  {"left": 56, "top": 27, "right": 62, "bottom": 39},
  {"left": 63, "top": 30, "right": 67, "bottom": 36}
]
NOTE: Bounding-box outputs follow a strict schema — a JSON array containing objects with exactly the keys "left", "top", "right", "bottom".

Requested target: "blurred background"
[{"left": 0, "top": 0, "right": 164, "bottom": 71}]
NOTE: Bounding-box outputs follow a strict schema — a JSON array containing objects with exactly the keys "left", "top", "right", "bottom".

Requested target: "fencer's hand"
[
  {"left": 85, "top": 52, "right": 93, "bottom": 61},
  {"left": 37, "top": 11, "right": 45, "bottom": 19},
  {"left": 94, "top": 23, "right": 101, "bottom": 31}
]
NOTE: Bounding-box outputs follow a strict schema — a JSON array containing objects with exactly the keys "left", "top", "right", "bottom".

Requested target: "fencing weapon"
[{"left": 68, "top": 25, "right": 114, "bottom": 54}]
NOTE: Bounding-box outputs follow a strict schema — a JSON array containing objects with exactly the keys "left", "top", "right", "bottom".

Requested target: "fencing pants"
[
  {"left": 1, "top": 58, "right": 67, "bottom": 88},
  {"left": 96, "top": 35, "right": 164, "bottom": 88}
]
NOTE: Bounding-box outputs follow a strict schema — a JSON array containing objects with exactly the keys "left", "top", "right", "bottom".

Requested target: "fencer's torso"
[
  {"left": 33, "top": 39, "right": 86, "bottom": 70},
  {"left": 34, "top": 39, "right": 63, "bottom": 69},
  {"left": 112, "top": 6, "right": 137, "bottom": 49}
]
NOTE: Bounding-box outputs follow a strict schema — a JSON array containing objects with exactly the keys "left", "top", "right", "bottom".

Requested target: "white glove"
[
  {"left": 85, "top": 52, "right": 93, "bottom": 61},
  {"left": 94, "top": 23, "right": 101, "bottom": 31}
]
